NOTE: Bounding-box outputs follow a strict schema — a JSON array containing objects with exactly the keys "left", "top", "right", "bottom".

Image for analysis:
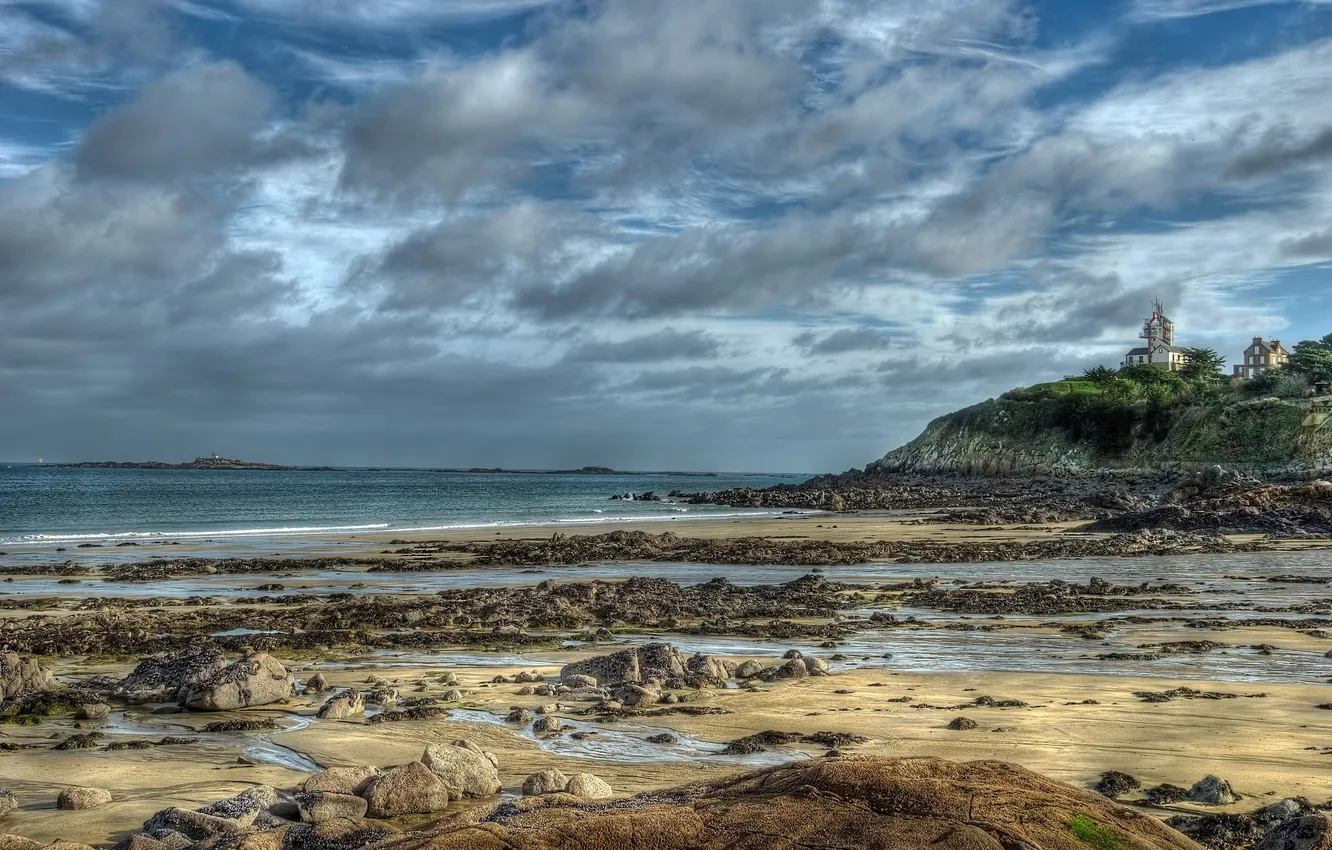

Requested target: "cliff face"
[{"left": 870, "top": 396, "right": 1332, "bottom": 478}]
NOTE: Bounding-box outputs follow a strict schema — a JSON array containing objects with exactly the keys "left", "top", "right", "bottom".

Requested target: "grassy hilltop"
[{"left": 872, "top": 336, "right": 1332, "bottom": 477}]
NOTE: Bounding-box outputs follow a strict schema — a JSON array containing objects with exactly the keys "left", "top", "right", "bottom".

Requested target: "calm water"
[{"left": 0, "top": 465, "right": 804, "bottom": 546}]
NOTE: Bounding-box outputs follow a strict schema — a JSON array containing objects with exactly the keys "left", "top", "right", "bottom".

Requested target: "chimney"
[{"left": 1252, "top": 337, "right": 1262, "bottom": 345}]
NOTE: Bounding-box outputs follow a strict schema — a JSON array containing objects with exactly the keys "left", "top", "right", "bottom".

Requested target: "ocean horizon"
[{"left": 0, "top": 465, "right": 810, "bottom": 548}]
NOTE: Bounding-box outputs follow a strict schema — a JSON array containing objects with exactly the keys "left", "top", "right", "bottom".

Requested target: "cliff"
[{"left": 870, "top": 395, "right": 1332, "bottom": 478}]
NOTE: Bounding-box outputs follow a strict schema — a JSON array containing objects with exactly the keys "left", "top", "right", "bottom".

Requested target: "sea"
[{"left": 0, "top": 465, "right": 807, "bottom": 549}]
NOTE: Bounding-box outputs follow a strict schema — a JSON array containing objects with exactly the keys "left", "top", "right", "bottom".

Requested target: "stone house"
[{"left": 1232, "top": 337, "right": 1289, "bottom": 380}]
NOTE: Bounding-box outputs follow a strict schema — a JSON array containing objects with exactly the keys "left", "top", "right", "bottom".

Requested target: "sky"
[{"left": 1, "top": 0, "right": 1330, "bottom": 472}]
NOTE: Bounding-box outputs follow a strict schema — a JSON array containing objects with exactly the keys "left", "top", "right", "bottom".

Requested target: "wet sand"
[{"left": 2, "top": 516, "right": 1331, "bottom": 846}]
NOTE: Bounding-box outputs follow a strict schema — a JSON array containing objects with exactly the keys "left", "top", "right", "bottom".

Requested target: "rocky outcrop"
[
  {"left": 0, "top": 653, "right": 53, "bottom": 702},
  {"left": 370, "top": 757, "right": 1200, "bottom": 849},
  {"left": 180, "top": 652, "right": 294, "bottom": 711},
  {"left": 559, "top": 643, "right": 687, "bottom": 685},
  {"left": 113, "top": 648, "right": 228, "bottom": 704}
]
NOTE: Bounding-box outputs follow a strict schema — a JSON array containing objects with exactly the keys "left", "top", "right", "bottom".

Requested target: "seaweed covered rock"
[
  {"left": 559, "top": 643, "right": 686, "bottom": 685},
  {"left": 317, "top": 690, "right": 365, "bottom": 720},
  {"left": 113, "top": 648, "right": 228, "bottom": 704},
  {"left": 180, "top": 652, "right": 294, "bottom": 711},
  {"left": 374, "top": 757, "right": 1200, "bottom": 849},
  {"left": 362, "top": 762, "right": 452, "bottom": 818}
]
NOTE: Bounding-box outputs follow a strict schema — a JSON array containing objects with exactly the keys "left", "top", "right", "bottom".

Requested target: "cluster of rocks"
[
  {"left": 555, "top": 643, "right": 829, "bottom": 710},
  {"left": 1087, "top": 476, "right": 1332, "bottom": 537},
  {"left": 902, "top": 576, "right": 1197, "bottom": 616}
]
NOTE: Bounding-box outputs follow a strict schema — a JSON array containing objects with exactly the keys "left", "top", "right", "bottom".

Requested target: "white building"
[{"left": 1122, "top": 302, "right": 1186, "bottom": 371}]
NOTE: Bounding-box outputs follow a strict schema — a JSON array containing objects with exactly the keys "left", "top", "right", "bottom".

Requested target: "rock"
[
  {"left": 776, "top": 659, "right": 809, "bottom": 679},
  {"left": 783, "top": 650, "right": 804, "bottom": 660},
  {"left": 0, "top": 653, "right": 53, "bottom": 702},
  {"left": 947, "top": 717, "right": 979, "bottom": 731},
  {"left": 180, "top": 652, "right": 295, "bottom": 711},
  {"left": 1256, "top": 813, "right": 1332, "bottom": 850},
  {"left": 734, "top": 660, "right": 765, "bottom": 679},
  {"left": 362, "top": 762, "right": 452, "bottom": 818},
  {"left": 1094, "top": 771, "right": 1141, "bottom": 798},
  {"left": 421, "top": 741, "right": 501, "bottom": 799},
  {"left": 559, "top": 643, "right": 685, "bottom": 686},
  {"left": 0, "top": 792, "right": 15, "bottom": 818},
  {"left": 1188, "top": 775, "right": 1237, "bottom": 806},
  {"left": 57, "top": 787, "right": 112, "bottom": 810},
  {"left": 316, "top": 689, "right": 365, "bottom": 720},
  {"left": 533, "top": 716, "right": 565, "bottom": 736},
  {"left": 645, "top": 733, "right": 678, "bottom": 745},
  {"left": 685, "top": 654, "right": 730, "bottom": 680},
  {"left": 563, "top": 674, "right": 598, "bottom": 689},
  {"left": 803, "top": 656, "right": 830, "bottom": 676},
  {"left": 506, "top": 708, "right": 533, "bottom": 724},
  {"left": 1146, "top": 784, "right": 1191, "bottom": 806},
  {"left": 394, "top": 756, "right": 1198, "bottom": 849},
  {"left": 73, "top": 703, "right": 110, "bottom": 721},
  {"left": 304, "top": 673, "right": 330, "bottom": 694},
  {"left": 301, "top": 766, "right": 379, "bottom": 796},
  {"left": 613, "top": 682, "right": 662, "bottom": 707},
  {"left": 295, "top": 791, "right": 368, "bottom": 823},
  {"left": 141, "top": 807, "right": 243, "bottom": 841},
  {"left": 565, "top": 774, "right": 613, "bottom": 799},
  {"left": 195, "top": 786, "right": 277, "bottom": 825},
  {"left": 535, "top": 703, "right": 559, "bottom": 715},
  {"left": 113, "top": 648, "right": 228, "bottom": 704},
  {"left": 522, "top": 769, "right": 569, "bottom": 796},
  {"left": 0, "top": 840, "right": 94, "bottom": 850}
]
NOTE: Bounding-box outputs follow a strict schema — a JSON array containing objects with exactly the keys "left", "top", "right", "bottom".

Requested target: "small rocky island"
[{"left": 57, "top": 456, "right": 294, "bottom": 470}]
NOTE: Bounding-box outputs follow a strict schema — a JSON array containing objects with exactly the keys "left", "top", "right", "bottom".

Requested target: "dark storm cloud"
[
  {"left": 794, "top": 327, "right": 893, "bottom": 355},
  {"left": 76, "top": 61, "right": 288, "bottom": 181},
  {"left": 1229, "top": 126, "right": 1332, "bottom": 180},
  {"left": 1279, "top": 228, "right": 1332, "bottom": 259},
  {"left": 564, "top": 330, "right": 722, "bottom": 363}
]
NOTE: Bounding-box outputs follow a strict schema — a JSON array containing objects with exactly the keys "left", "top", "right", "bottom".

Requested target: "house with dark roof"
[{"left": 1232, "top": 337, "right": 1289, "bottom": 379}]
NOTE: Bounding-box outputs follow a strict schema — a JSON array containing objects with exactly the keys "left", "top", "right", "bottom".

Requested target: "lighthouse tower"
[{"left": 1123, "top": 300, "right": 1185, "bottom": 371}]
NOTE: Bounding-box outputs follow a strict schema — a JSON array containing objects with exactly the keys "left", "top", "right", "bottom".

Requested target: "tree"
[
  {"left": 1082, "top": 366, "right": 1117, "bottom": 389},
  {"left": 1289, "top": 337, "right": 1332, "bottom": 383},
  {"left": 1181, "top": 347, "right": 1226, "bottom": 384}
]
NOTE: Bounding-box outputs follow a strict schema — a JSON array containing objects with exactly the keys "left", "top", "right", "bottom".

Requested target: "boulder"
[
  {"left": 113, "top": 648, "right": 228, "bottom": 704},
  {"left": 563, "top": 674, "right": 598, "bottom": 689},
  {"left": 522, "top": 769, "right": 569, "bottom": 796},
  {"left": 302, "top": 766, "right": 380, "bottom": 796},
  {"left": 316, "top": 690, "right": 365, "bottom": 720},
  {"left": 392, "top": 757, "right": 1199, "bottom": 849},
  {"left": 533, "top": 716, "right": 565, "bottom": 736},
  {"left": 74, "top": 703, "right": 110, "bottom": 721},
  {"left": 506, "top": 708, "right": 533, "bottom": 724},
  {"left": 1188, "top": 775, "right": 1237, "bottom": 806},
  {"left": 559, "top": 643, "right": 685, "bottom": 686},
  {"left": 734, "top": 660, "right": 764, "bottom": 679},
  {"left": 141, "top": 807, "right": 244, "bottom": 841},
  {"left": 304, "top": 673, "right": 330, "bottom": 694},
  {"left": 0, "top": 791, "right": 15, "bottom": 818},
  {"left": 803, "top": 656, "right": 830, "bottom": 676},
  {"left": 195, "top": 786, "right": 277, "bottom": 826},
  {"left": 565, "top": 774, "right": 614, "bottom": 799},
  {"left": 685, "top": 654, "right": 730, "bottom": 680},
  {"left": 181, "top": 652, "right": 295, "bottom": 711},
  {"left": 1256, "top": 813, "right": 1332, "bottom": 850},
  {"left": 0, "top": 653, "right": 53, "bottom": 702},
  {"left": 421, "top": 742, "right": 501, "bottom": 799},
  {"left": 613, "top": 682, "right": 662, "bottom": 707},
  {"left": 295, "top": 791, "right": 368, "bottom": 823},
  {"left": 57, "top": 787, "right": 112, "bottom": 810},
  {"left": 776, "top": 659, "right": 809, "bottom": 680},
  {"left": 362, "top": 762, "right": 452, "bottom": 818},
  {"left": 1094, "top": 771, "right": 1141, "bottom": 798},
  {"left": 947, "top": 717, "right": 979, "bottom": 731}
]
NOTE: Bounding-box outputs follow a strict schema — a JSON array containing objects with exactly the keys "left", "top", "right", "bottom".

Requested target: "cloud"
[
  {"left": 75, "top": 61, "right": 286, "bottom": 182},
  {"left": 1279, "top": 228, "right": 1332, "bottom": 258},
  {"left": 794, "top": 327, "right": 893, "bottom": 355},
  {"left": 1229, "top": 126, "right": 1332, "bottom": 179},
  {"left": 565, "top": 329, "right": 723, "bottom": 363}
]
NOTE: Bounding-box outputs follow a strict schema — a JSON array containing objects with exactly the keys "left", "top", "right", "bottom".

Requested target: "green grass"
[{"left": 1069, "top": 815, "right": 1132, "bottom": 850}]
